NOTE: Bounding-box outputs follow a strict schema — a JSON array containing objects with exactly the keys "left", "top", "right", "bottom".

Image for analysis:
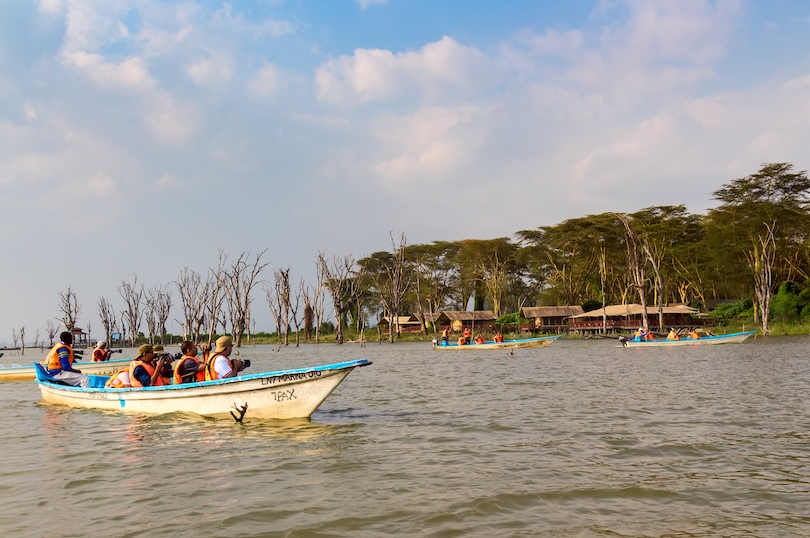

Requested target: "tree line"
[{"left": 9, "top": 162, "right": 809, "bottom": 350}]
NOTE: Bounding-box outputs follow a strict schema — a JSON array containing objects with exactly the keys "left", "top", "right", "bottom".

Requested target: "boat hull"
[
  {"left": 1, "top": 357, "right": 133, "bottom": 382},
  {"left": 36, "top": 359, "right": 371, "bottom": 419},
  {"left": 619, "top": 331, "right": 757, "bottom": 347},
  {"left": 434, "top": 335, "right": 561, "bottom": 350}
]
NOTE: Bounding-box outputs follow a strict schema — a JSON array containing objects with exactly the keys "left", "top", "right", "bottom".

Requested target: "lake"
[{"left": 1, "top": 336, "right": 808, "bottom": 537}]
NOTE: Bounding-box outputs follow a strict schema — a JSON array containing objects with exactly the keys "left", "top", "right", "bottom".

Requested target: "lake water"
[{"left": 1, "top": 336, "right": 808, "bottom": 537}]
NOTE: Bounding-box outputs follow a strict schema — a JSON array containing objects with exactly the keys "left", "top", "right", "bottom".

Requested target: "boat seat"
[{"left": 33, "top": 362, "right": 69, "bottom": 386}]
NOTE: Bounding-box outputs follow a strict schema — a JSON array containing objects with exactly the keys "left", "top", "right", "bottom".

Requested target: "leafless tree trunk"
[
  {"left": 265, "top": 285, "right": 283, "bottom": 344},
  {"left": 20, "top": 326, "right": 25, "bottom": 355},
  {"left": 206, "top": 249, "right": 230, "bottom": 346},
  {"left": 270, "top": 268, "right": 291, "bottom": 345},
  {"left": 34, "top": 329, "right": 41, "bottom": 348},
  {"left": 318, "top": 252, "right": 366, "bottom": 344},
  {"left": 12, "top": 328, "right": 19, "bottom": 350},
  {"left": 98, "top": 297, "right": 116, "bottom": 346},
  {"left": 46, "top": 320, "right": 57, "bottom": 347},
  {"left": 58, "top": 286, "right": 81, "bottom": 332},
  {"left": 144, "top": 289, "right": 159, "bottom": 344},
  {"left": 747, "top": 221, "right": 777, "bottom": 335},
  {"left": 149, "top": 285, "right": 173, "bottom": 345},
  {"left": 372, "top": 233, "right": 411, "bottom": 343},
  {"left": 225, "top": 250, "right": 270, "bottom": 347},
  {"left": 175, "top": 268, "right": 210, "bottom": 342},
  {"left": 619, "top": 214, "right": 650, "bottom": 332},
  {"left": 312, "top": 259, "right": 326, "bottom": 343},
  {"left": 290, "top": 278, "right": 304, "bottom": 347},
  {"left": 642, "top": 243, "right": 665, "bottom": 331},
  {"left": 119, "top": 274, "right": 144, "bottom": 347}
]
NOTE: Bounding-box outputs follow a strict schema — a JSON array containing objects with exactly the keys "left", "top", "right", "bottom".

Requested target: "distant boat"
[
  {"left": 0, "top": 357, "right": 133, "bottom": 382},
  {"left": 434, "top": 335, "right": 561, "bottom": 350},
  {"left": 618, "top": 330, "right": 757, "bottom": 347},
  {"left": 34, "top": 359, "right": 371, "bottom": 420}
]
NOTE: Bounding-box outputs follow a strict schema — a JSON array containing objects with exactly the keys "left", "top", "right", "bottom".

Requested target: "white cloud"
[
  {"left": 249, "top": 63, "right": 282, "bottom": 97},
  {"left": 186, "top": 53, "right": 235, "bottom": 85},
  {"left": 62, "top": 51, "right": 156, "bottom": 91}
]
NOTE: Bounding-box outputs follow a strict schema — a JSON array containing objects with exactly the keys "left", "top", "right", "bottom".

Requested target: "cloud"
[
  {"left": 62, "top": 51, "right": 156, "bottom": 91},
  {"left": 249, "top": 63, "right": 282, "bottom": 97},
  {"left": 314, "top": 36, "right": 494, "bottom": 105},
  {"left": 186, "top": 53, "right": 235, "bottom": 85}
]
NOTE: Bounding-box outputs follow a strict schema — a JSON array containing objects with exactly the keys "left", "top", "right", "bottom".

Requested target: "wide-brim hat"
[{"left": 214, "top": 335, "right": 233, "bottom": 353}]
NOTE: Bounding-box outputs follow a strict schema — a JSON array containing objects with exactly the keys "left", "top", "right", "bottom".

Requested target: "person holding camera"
[
  {"left": 92, "top": 341, "right": 111, "bottom": 362},
  {"left": 45, "top": 331, "right": 90, "bottom": 388},
  {"left": 129, "top": 344, "right": 169, "bottom": 387},
  {"left": 173, "top": 340, "right": 205, "bottom": 384},
  {"left": 205, "top": 335, "right": 248, "bottom": 380}
]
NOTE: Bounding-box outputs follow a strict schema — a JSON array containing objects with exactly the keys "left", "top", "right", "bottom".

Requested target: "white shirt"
[{"left": 213, "top": 355, "right": 233, "bottom": 378}]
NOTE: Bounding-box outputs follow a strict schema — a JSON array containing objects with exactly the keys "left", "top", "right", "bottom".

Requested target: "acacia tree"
[{"left": 58, "top": 286, "right": 81, "bottom": 332}]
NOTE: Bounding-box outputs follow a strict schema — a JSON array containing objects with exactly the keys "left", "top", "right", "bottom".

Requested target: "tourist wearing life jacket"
[
  {"left": 105, "top": 369, "right": 131, "bottom": 388},
  {"left": 457, "top": 336, "right": 466, "bottom": 346},
  {"left": 129, "top": 344, "right": 168, "bottom": 387},
  {"left": 45, "top": 331, "right": 90, "bottom": 388},
  {"left": 475, "top": 335, "right": 486, "bottom": 344},
  {"left": 92, "top": 341, "right": 111, "bottom": 361},
  {"left": 441, "top": 328, "right": 450, "bottom": 345},
  {"left": 633, "top": 328, "right": 645, "bottom": 342},
  {"left": 462, "top": 328, "right": 472, "bottom": 344},
  {"left": 646, "top": 331, "right": 654, "bottom": 341},
  {"left": 174, "top": 340, "right": 205, "bottom": 384},
  {"left": 688, "top": 329, "right": 700, "bottom": 340},
  {"left": 666, "top": 329, "right": 680, "bottom": 341},
  {"left": 205, "top": 336, "right": 245, "bottom": 380},
  {"left": 494, "top": 332, "right": 504, "bottom": 343}
]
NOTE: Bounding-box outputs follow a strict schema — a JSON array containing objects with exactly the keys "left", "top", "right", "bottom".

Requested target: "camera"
[
  {"left": 243, "top": 359, "right": 251, "bottom": 368},
  {"left": 157, "top": 352, "right": 183, "bottom": 362}
]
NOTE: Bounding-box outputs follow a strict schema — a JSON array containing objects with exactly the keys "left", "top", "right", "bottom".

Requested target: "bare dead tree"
[
  {"left": 46, "top": 320, "right": 58, "bottom": 347},
  {"left": 372, "top": 233, "right": 412, "bottom": 343},
  {"left": 206, "top": 249, "right": 230, "bottom": 346},
  {"left": 34, "top": 328, "right": 41, "bottom": 348},
  {"left": 58, "top": 286, "right": 81, "bottom": 332},
  {"left": 20, "top": 326, "right": 25, "bottom": 355},
  {"left": 290, "top": 278, "right": 304, "bottom": 346},
  {"left": 119, "top": 274, "right": 144, "bottom": 346},
  {"left": 157, "top": 287, "right": 172, "bottom": 345},
  {"left": 618, "top": 214, "right": 650, "bottom": 333},
  {"left": 98, "top": 297, "right": 116, "bottom": 346},
  {"left": 144, "top": 287, "right": 159, "bottom": 344},
  {"left": 175, "top": 268, "right": 210, "bottom": 342},
  {"left": 265, "top": 284, "right": 283, "bottom": 344},
  {"left": 318, "top": 252, "right": 366, "bottom": 344},
  {"left": 312, "top": 258, "right": 326, "bottom": 343},
  {"left": 746, "top": 221, "right": 777, "bottom": 335},
  {"left": 11, "top": 328, "right": 19, "bottom": 349},
  {"left": 301, "top": 282, "right": 314, "bottom": 341},
  {"left": 225, "top": 250, "right": 270, "bottom": 347}
]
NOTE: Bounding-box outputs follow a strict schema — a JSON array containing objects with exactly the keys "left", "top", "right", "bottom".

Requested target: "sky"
[{"left": 2, "top": 0, "right": 810, "bottom": 347}]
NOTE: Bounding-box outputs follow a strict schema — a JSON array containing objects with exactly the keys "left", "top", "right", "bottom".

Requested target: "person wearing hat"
[
  {"left": 92, "top": 341, "right": 111, "bottom": 362},
  {"left": 45, "top": 331, "right": 90, "bottom": 388},
  {"left": 128, "top": 344, "right": 169, "bottom": 387},
  {"left": 205, "top": 335, "right": 245, "bottom": 380}
]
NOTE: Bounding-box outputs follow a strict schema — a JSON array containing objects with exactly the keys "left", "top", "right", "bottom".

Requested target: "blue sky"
[{"left": 2, "top": 0, "right": 810, "bottom": 346}]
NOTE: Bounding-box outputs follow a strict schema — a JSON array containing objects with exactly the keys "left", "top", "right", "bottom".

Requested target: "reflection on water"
[{"left": 0, "top": 337, "right": 809, "bottom": 536}]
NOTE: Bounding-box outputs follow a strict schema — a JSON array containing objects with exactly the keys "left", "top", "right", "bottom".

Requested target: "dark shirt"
[
  {"left": 132, "top": 365, "right": 153, "bottom": 386},
  {"left": 176, "top": 358, "right": 201, "bottom": 383}
]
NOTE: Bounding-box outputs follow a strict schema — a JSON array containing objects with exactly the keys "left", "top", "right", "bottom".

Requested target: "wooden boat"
[
  {"left": 618, "top": 330, "right": 757, "bottom": 347},
  {"left": 0, "top": 357, "right": 133, "bottom": 382},
  {"left": 433, "top": 335, "right": 561, "bottom": 350},
  {"left": 34, "top": 359, "right": 371, "bottom": 420}
]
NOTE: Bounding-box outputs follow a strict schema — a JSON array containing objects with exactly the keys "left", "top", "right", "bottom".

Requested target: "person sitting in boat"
[
  {"left": 646, "top": 331, "right": 654, "bottom": 341},
  {"left": 633, "top": 328, "right": 646, "bottom": 342},
  {"left": 45, "top": 331, "right": 90, "bottom": 388},
  {"left": 688, "top": 329, "right": 700, "bottom": 340},
  {"left": 441, "top": 328, "right": 450, "bottom": 346},
  {"left": 494, "top": 332, "right": 504, "bottom": 343},
  {"left": 105, "top": 368, "right": 131, "bottom": 388},
  {"left": 457, "top": 336, "right": 467, "bottom": 346},
  {"left": 205, "top": 336, "right": 247, "bottom": 380},
  {"left": 129, "top": 344, "right": 169, "bottom": 387},
  {"left": 666, "top": 329, "right": 680, "bottom": 341},
  {"left": 92, "top": 341, "right": 111, "bottom": 362},
  {"left": 463, "top": 327, "right": 472, "bottom": 344},
  {"left": 174, "top": 340, "right": 205, "bottom": 384},
  {"left": 474, "top": 334, "right": 486, "bottom": 344}
]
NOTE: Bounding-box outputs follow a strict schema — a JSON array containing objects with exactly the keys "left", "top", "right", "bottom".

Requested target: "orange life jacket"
[
  {"left": 92, "top": 348, "right": 109, "bottom": 362},
  {"left": 205, "top": 354, "right": 233, "bottom": 381},
  {"left": 457, "top": 337, "right": 466, "bottom": 346},
  {"left": 46, "top": 343, "right": 74, "bottom": 372},
  {"left": 475, "top": 335, "right": 485, "bottom": 344},
  {"left": 129, "top": 360, "right": 167, "bottom": 387},
  {"left": 105, "top": 369, "right": 131, "bottom": 388},
  {"left": 494, "top": 333, "right": 503, "bottom": 342},
  {"left": 174, "top": 356, "right": 205, "bottom": 384}
]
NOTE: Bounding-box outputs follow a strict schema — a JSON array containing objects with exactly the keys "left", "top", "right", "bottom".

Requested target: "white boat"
[
  {"left": 34, "top": 359, "right": 371, "bottom": 420},
  {"left": 1, "top": 357, "right": 133, "bottom": 382},
  {"left": 618, "top": 330, "right": 757, "bottom": 347},
  {"left": 433, "top": 335, "right": 561, "bottom": 350}
]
